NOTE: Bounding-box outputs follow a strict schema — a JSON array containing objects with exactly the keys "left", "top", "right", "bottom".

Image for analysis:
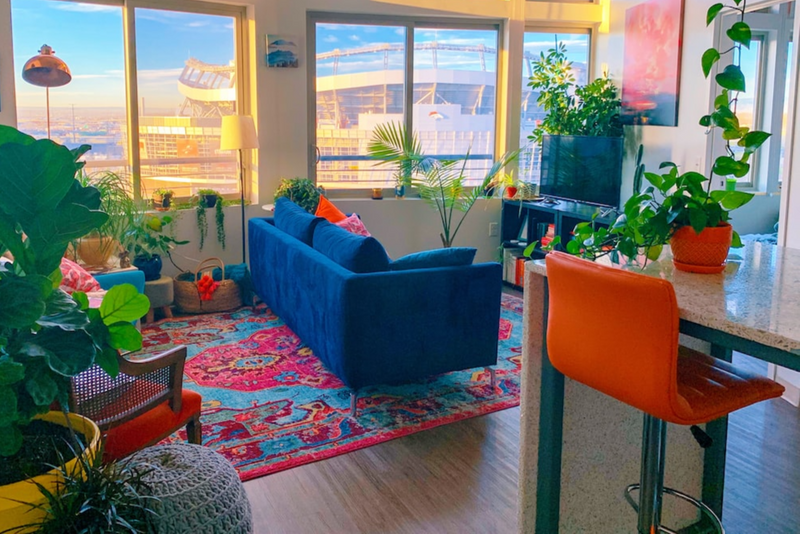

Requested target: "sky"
[{"left": 12, "top": 0, "right": 235, "bottom": 110}]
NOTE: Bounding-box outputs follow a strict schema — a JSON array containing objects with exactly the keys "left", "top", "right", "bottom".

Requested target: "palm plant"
[{"left": 368, "top": 122, "right": 518, "bottom": 248}]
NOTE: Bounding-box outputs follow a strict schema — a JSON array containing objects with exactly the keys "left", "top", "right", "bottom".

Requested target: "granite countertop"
[{"left": 526, "top": 243, "right": 800, "bottom": 355}]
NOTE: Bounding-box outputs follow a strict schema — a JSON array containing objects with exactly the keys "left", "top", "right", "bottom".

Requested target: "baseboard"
[{"left": 776, "top": 376, "right": 800, "bottom": 407}]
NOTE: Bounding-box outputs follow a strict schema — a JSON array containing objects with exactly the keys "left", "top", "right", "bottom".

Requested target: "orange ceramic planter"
[{"left": 669, "top": 223, "right": 733, "bottom": 274}]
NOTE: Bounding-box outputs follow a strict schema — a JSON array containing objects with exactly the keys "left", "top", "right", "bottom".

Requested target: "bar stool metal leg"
[{"left": 624, "top": 414, "right": 725, "bottom": 534}]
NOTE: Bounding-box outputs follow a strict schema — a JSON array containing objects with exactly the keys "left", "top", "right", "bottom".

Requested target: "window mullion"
[
  {"left": 122, "top": 2, "right": 142, "bottom": 200},
  {"left": 404, "top": 21, "right": 415, "bottom": 159}
]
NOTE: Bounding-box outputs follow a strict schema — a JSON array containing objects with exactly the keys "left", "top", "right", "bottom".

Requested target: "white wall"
[{"left": 599, "top": 0, "right": 780, "bottom": 235}]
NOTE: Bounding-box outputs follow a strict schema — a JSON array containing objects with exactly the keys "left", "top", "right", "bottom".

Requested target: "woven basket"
[{"left": 174, "top": 258, "right": 242, "bottom": 314}]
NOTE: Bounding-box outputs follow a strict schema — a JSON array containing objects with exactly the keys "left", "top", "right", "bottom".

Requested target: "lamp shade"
[
  {"left": 22, "top": 44, "right": 71, "bottom": 88},
  {"left": 220, "top": 115, "right": 259, "bottom": 151}
]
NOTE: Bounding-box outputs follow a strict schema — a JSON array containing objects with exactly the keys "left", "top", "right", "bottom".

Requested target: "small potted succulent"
[
  {"left": 152, "top": 188, "right": 174, "bottom": 211},
  {"left": 126, "top": 214, "right": 188, "bottom": 281},
  {"left": 564, "top": 0, "right": 766, "bottom": 273}
]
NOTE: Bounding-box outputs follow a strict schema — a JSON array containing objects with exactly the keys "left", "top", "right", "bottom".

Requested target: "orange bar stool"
[{"left": 545, "top": 252, "right": 784, "bottom": 534}]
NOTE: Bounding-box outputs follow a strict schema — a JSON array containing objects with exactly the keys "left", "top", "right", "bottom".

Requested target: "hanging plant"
[
  {"left": 195, "top": 189, "right": 225, "bottom": 251},
  {"left": 196, "top": 201, "right": 207, "bottom": 251},
  {"left": 215, "top": 199, "right": 226, "bottom": 250}
]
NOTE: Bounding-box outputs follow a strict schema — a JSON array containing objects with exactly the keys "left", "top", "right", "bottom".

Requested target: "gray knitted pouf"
[{"left": 129, "top": 444, "right": 252, "bottom": 534}]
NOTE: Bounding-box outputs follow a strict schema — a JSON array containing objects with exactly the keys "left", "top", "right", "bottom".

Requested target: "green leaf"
[
  {"left": 72, "top": 291, "right": 90, "bottom": 311},
  {"left": 108, "top": 322, "right": 143, "bottom": 352},
  {"left": 727, "top": 21, "right": 752, "bottom": 48},
  {"left": 700, "top": 115, "right": 713, "bottom": 128},
  {"left": 0, "top": 357, "right": 24, "bottom": 386},
  {"left": 99, "top": 284, "right": 150, "bottom": 325},
  {"left": 713, "top": 156, "right": 749, "bottom": 177},
  {"left": 0, "top": 425, "right": 22, "bottom": 457},
  {"left": 95, "top": 347, "right": 120, "bottom": 378},
  {"left": 25, "top": 374, "right": 59, "bottom": 406},
  {"left": 731, "top": 231, "right": 744, "bottom": 248},
  {"left": 0, "top": 274, "right": 51, "bottom": 329},
  {"left": 522, "top": 242, "right": 538, "bottom": 258},
  {"left": 37, "top": 288, "right": 90, "bottom": 331},
  {"left": 644, "top": 172, "right": 664, "bottom": 189},
  {"left": 0, "top": 139, "right": 77, "bottom": 228},
  {"left": 739, "top": 130, "right": 771, "bottom": 153},
  {"left": 716, "top": 65, "right": 746, "bottom": 92},
  {"left": 702, "top": 48, "right": 721, "bottom": 78},
  {"left": 0, "top": 385, "right": 18, "bottom": 427},
  {"left": 689, "top": 209, "right": 709, "bottom": 234},
  {"left": 707, "top": 3, "right": 725, "bottom": 26},
  {"left": 566, "top": 240, "right": 583, "bottom": 255},
  {"left": 17, "top": 328, "right": 96, "bottom": 377},
  {"left": 714, "top": 90, "right": 729, "bottom": 109},
  {"left": 719, "top": 190, "right": 755, "bottom": 210}
]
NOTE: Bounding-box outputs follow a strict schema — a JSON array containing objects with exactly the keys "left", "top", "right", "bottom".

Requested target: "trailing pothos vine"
[
  {"left": 195, "top": 190, "right": 226, "bottom": 251},
  {"left": 560, "top": 0, "right": 766, "bottom": 266}
]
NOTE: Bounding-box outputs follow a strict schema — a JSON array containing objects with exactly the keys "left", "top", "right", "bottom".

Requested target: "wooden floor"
[{"left": 244, "top": 359, "right": 800, "bottom": 534}]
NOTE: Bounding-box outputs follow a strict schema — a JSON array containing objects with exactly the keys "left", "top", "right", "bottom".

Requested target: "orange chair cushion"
[
  {"left": 315, "top": 196, "right": 347, "bottom": 223},
  {"left": 674, "top": 347, "right": 784, "bottom": 425},
  {"left": 102, "top": 389, "right": 202, "bottom": 461}
]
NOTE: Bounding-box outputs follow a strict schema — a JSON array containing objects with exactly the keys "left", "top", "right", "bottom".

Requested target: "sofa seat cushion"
[
  {"left": 390, "top": 247, "right": 477, "bottom": 271},
  {"left": 313, "top": 220, "right": 390, "bottom": 273},
  {"left": 274, "top": 197, "right": 323, "bottom": 245}
]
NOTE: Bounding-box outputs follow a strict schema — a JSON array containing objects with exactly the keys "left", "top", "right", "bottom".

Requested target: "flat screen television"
[{"left": 540, "top": 135, "right": 624, "bottom": 208}]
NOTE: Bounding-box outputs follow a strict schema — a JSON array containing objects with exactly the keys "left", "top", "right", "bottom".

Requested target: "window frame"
[
  {"left": 307, "top": 12, "right": 504, "bottom": 195},
  {"left": 27, "top": 0, "right": 252, "bottom": 201},
  {"left": 518, "top": 24, "right": 595, "bottom": 184}
]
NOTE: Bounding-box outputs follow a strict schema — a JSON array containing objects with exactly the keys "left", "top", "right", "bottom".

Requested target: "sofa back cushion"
[
  {"left": 274, "top": 197, "right": 323, "bottom": 245},
  {"left": 390, "top": 247, "right": 477, "bottom": 271},
  {"left": 313, "top": 220, "right": 391, "bottom": 273}
]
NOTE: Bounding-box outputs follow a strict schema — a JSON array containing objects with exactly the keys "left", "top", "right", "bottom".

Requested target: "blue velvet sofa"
[{"left": 249, "top": 199, "right": 502, "bottom": 393}]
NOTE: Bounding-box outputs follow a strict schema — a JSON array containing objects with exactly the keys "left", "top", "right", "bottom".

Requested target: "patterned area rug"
[{"left": 140, "top": 294, "right": 523, "bottom": 482}]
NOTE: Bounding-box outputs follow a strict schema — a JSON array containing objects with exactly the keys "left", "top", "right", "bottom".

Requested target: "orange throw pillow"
[{"left": 315, "top": 195, "right": 347, "bottom": 223}]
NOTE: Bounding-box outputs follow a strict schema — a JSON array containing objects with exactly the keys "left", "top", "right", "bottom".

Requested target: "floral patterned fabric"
[
  {"left": 334, "top": 213, "right": 371, "bottom": 237},
  {"left": 60, "top": 257, "right": 102, "bottom": 294}
]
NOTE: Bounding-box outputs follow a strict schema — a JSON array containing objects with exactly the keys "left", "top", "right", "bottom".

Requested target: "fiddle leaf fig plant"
[
  {"left": 0, "top": 126, "right": 149, "bottom": 458},
  {"left": 564, "top": 0, "right": 763, "bottom": 265}
]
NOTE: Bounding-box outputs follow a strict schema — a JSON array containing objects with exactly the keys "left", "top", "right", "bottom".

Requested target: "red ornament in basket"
[{"left": 197, "top": 273, "right": 220, "bottom": 301}]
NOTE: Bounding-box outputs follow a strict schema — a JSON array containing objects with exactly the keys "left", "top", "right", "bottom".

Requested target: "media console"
[{"left": 500, "top": 199, "right": 617, "bottom": 289}]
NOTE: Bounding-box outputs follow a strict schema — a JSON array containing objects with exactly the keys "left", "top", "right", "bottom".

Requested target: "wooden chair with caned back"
[{"left": 68, "top": 345, "right": 202, "bottom": 460}]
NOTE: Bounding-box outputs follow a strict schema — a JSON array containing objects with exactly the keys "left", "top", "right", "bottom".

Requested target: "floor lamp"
[
  {"left": 22, "top": 45, "right": 72, "bottom": 139},
  {"left": 220, "top": 115, "right": 259, "bottom": 264}
]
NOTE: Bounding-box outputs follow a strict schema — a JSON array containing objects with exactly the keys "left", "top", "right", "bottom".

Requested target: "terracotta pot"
[
  {"left": 76, "top": 235, "right": 117, "bottom": 268},
  {"left": 0, "top": 412, "right": 101, "bottom": 534},
  {"left": 669, "top": 223, "right": 733, "bottom": 274}
]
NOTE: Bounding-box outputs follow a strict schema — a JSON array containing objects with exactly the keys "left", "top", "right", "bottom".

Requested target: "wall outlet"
[{"left": 489, "top": 222, "right": 499, "bottom": 237}]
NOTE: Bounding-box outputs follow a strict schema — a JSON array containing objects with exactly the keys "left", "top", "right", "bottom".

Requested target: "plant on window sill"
[
  {"left": 563, "top": 0, "right": 768, "bottom": 269},
  {"left": 368, "top": 122, "right": 518, "bottom": 248}
]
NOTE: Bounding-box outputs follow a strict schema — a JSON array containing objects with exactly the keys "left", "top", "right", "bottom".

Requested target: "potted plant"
[
  {"left": 564, "top": 0, "right": 765, "bottom": 273},
  {"left": 14, "top": 442, "right": 158, "bottom": 533},
  {"left": 528, "top": 43, "right": 624, "bottom": 201},
  {"left": 274, "top": 178, "right": 325, "bottom": 213},
  {"left": 194, "top": 190, "right": 225, "bottom": 251},
  {"left": 125, "top": 214, "right": 189, "bottom": 281},
  {"left": 0, "top": 125, "right": 150, "bottom": 532},
  {"left": 368, "top": 122, "right": 518, "bottom": 248},
  {"left": 74, "top": 170, "right": 142, "bottom": 268},
  {"left": 152, "top": 188, "right": 174, "bottom": 211}
]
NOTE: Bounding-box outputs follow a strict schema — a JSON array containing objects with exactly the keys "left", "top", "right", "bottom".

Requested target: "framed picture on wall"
[
  {"left": 267, "top": 35, "right": 299, "bottom": 68},
  {"left": 620, "top": 0, "right": 685, "bottom": 127}
]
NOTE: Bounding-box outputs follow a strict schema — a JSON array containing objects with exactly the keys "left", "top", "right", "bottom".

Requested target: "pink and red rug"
[{"left": 140, "top": 294, "right": 523, "bottom": 482}]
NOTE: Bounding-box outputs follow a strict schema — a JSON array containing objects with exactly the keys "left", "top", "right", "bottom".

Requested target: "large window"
[
  {"left": 519, "top": 30, "right": 591, "bottom": 184},
  {"left": 12, "top": 0, "right": 246, "bottom": 199},
  {"left": 311, "top": 16, "right": 501, "bottom": 189}
]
